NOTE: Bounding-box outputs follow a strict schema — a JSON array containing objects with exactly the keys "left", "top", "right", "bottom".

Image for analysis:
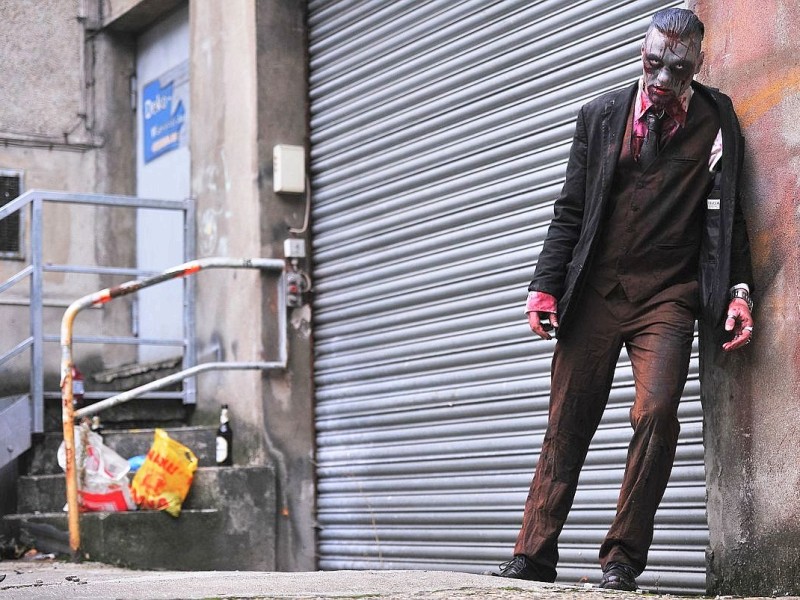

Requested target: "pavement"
[
  {"left": 0, "top": 558, "right": 789, "bottom": 600},
  {"left": 0, "top": 559, "right": 632, "bottom": 600}
]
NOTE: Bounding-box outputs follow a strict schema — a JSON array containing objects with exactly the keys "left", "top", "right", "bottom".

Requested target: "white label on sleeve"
[{"left": 707, "top": 198, "right": 720, "bottom": 210}]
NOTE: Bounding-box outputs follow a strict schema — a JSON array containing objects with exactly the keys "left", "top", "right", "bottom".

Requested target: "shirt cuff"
[{"left": 524, "top": 291, "right": 558, "bottom": 315}]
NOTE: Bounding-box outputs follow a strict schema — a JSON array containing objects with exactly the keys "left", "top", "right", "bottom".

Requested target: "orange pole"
[{"left": 60, "top": 303, "right": 82, "bottom": 559}]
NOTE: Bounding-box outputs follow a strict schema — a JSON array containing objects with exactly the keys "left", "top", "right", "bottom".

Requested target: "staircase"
[
  {"left": 2, "top": 394, "right": 277, "bottom": 571},
  {"left": 1, "top": 193, "right": 284, "bottom": 570}
]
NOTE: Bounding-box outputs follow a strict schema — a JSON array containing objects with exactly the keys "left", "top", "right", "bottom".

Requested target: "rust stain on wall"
[
  {"left": 696, "top": 3, "right": 800, "bottom": 412},
  {"left": 736, "top": 68, "right": 800, "bottom": 128}
]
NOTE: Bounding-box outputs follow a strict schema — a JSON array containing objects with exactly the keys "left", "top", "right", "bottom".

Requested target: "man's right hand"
[
  {"left": 528, "top": 310, "right": 559, "bottom": 340},
  {"left": 525, "top": 291, "right": 559, "bottom": 340}
]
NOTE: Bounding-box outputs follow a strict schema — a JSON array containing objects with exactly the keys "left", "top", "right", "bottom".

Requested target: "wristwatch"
[{"left": 729, "top": 287, "right": 753, "bottom": 311}]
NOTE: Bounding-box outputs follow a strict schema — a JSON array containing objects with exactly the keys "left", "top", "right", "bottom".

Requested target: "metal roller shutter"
[{"left": 308, "top": 0, "right": 705, "bottom": 594}]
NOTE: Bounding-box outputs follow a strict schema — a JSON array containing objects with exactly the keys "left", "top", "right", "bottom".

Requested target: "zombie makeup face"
[{"left": 641, "top": 29, "right": 704, "bottom": 110}]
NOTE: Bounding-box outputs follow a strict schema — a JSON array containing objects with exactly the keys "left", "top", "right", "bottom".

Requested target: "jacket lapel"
[{"left": 599, "top": 82, "right": 637, "bottom": 202}]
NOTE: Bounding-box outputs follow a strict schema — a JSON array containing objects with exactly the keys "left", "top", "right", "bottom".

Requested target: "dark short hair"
[{"left": 648, "top": 8, "right": 705, "bottom": 42}]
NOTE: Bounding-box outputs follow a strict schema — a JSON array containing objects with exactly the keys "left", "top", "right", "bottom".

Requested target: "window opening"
[{"left": 0, "top": 173, "right": 22, "bottom": 258}]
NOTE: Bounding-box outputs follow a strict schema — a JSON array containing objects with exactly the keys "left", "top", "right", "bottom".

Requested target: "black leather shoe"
[
  {"left": 492, "top": 555, "right": 555, "bottom": 582},
  {"left": 600, "top": 562, "right": 638, "bottom": 591}
]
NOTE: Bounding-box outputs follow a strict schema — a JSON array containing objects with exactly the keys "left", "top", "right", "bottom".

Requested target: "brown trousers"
[{"left": 514, "top": 282, "right": 697, "bottom": 579}]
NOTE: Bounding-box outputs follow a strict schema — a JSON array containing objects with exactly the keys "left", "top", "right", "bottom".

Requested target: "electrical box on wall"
[
  {"left": 284, "top": 238, "right": 306, "bottom": 259},
  {"left": 273, "top": 144, "right": 305, "bottom": 194}
]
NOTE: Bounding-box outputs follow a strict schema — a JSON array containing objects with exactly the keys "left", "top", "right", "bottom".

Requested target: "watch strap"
[{"left": 730, "top": 287, "right": 753, "bottom": 310}]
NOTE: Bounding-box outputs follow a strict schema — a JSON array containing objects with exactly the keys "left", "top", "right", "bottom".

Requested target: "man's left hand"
[{"left": 722, "top": 298, "right": 754, "bottom": 352}]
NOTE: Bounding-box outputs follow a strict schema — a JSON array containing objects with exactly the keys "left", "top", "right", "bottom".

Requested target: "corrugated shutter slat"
[{"left": 309, "top": 0, "right": 702, "bottom": 594}]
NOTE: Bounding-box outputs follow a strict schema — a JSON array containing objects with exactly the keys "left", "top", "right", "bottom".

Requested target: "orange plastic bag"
[{"left": 130, "top": 428, "right": 198, "bottom": 517}]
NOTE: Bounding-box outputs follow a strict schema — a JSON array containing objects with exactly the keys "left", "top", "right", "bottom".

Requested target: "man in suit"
[{"left": 495, "top": 8, "right": 754, "bottom": 591}]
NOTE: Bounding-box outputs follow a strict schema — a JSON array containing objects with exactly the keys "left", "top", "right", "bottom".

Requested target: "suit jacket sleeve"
[
  {"left": 528, "top": 106, "right": 589, "bottom": 299},
  {"left": 729, "top": 132, "right": 755, "bottom": 291}
]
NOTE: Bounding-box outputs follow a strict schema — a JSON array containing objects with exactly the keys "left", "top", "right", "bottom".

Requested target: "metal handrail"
[
  {"left": 0, "top": 189, "right": 193, "bottom": 433},
  {"left": 0, "top": 189, "right": 191, "bottom": 219},
  {"left": 0, "top": 265, "right": 34, "bottom": 295},
  {"left": 60, "top": 257, "right": 285, "bottom": 558},
  {"left": 0, "top": 337, "right": 33, "bottom": 369}
]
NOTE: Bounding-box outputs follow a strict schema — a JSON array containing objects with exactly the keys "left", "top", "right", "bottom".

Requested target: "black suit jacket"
[{"left": 529, "top": 80, "right": 754, "bottom": 335}]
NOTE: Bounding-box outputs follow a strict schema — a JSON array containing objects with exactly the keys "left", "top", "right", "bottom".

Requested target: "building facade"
[{"left": 1, "top": 0, "right": 798, "bottom": 594}]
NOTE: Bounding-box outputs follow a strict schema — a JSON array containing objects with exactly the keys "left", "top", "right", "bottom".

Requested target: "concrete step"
[
  {"left": 17, "top": 465, "right": 268, "bottom": 513},
  {"left": 42, "top": 396, "right": 191, "bottom": 432},
  {"left": 24, "top": 426, "right": 217, "bottom": 476},
  {"left": 3, "top": 508, "right": 274, "bottom": 571},
  {"left": 40, "top": 357, "right": 187, "bottom": 432},
  {"left": 3, "top": 465, "right": 276, "bottom": 571}
]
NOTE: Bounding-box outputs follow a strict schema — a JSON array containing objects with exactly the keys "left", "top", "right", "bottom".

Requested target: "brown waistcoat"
[{"left": 589, "top": 91, "right": 720, "bottom": 303}]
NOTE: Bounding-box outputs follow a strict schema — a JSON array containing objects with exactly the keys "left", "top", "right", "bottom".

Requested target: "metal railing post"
[
  {"left": 278, "top": 272, "right": 288, "bottom": 365},
  {"left": 30, "top": 194, "right": 44, "bottom": 433},
  {"left": 183, "top": 197, "right": 197, "bottom": 405}
]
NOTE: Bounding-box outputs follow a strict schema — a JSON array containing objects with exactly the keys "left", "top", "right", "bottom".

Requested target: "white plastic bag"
[{"left": 57, "top": 423, "right": 137, "bottom": 512}]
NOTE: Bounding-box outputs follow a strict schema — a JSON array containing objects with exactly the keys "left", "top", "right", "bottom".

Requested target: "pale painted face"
[{"left": 641, "top": 29, "right": 704, "bottom": 109}]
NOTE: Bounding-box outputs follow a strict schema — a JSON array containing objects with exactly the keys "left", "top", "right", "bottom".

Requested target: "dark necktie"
[{"left": 639, "top": 110, "right": 665, "bottom": 167}]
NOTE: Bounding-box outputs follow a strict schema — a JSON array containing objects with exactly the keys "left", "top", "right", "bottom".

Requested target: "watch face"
[{"left": 731, "top": 289, "right": 752, "bottom": 309}]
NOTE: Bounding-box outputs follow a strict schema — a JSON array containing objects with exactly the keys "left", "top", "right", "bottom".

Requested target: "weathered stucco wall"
[
  {"left": 190, "top": 0, "right": 265, "bottom": 459},
  {"left": 1, "top": 0, "right": 85, "bottom": 141},
  {"left": 0, "top": 0, "right": 137, "bottom": 394},
  {"left": 103, "top": 0, "right": 184, "bottom": 31},
  {"left": 189, "top": 0, "right": 315, "bottom": 570},
  {"left": 255, "top": 0, "right": 315, "bottom": 571},
  {"left": 693, "top": 0, "right": 800, "bottom": 595}
]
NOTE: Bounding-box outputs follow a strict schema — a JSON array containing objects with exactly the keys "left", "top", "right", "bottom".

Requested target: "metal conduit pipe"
[{"left": 60, "top": 257, "right": 285, "bottom": 559}]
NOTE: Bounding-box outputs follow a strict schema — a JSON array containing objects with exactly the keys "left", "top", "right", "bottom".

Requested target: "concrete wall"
[
  {"left": 103, "top": 0, "right": 184, "bottom": 32},
  {"left": 0, "top": 0, "right": 137, "bottom": 394},
  {"left": 255, "top": 0, "right": 316, "bottom": 571},
  {"left": 189, "top": 0, "right": 266, "bottom": 461},
  {"left": 189, "top": 0, "right": 315, "bottom": 571},
  {"left": 1, "top": 0, "right": 86, "bottom": 141},
  {"left": 693, "top": 1, "right": 800, "bottom": 595}
]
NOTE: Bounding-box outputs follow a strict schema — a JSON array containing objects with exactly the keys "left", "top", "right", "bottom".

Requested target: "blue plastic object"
[{"left": 128, "top": 454, "right": 147, "bottom": 473}]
